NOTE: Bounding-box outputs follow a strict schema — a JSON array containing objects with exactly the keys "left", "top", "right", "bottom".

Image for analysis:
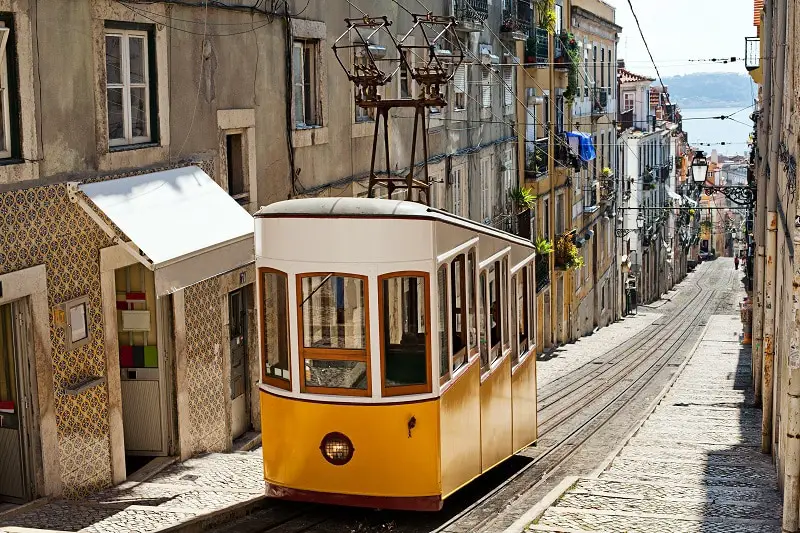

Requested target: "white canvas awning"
[{"left": 76, "top": 166, "right": 254, "bottom": 295}]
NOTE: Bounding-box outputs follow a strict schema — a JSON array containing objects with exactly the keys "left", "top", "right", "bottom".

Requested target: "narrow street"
[{"left": 200, "top": 258, "right": 753, "bottom": 533}]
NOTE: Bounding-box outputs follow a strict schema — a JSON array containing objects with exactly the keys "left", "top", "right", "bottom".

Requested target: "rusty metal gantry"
[{"left": 332, "top": 12, "right": 463, "bottom": 204}]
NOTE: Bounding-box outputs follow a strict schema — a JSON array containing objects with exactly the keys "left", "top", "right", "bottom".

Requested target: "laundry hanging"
[{"left": 565, "top": 131, "right": 597, "bottom": 162}]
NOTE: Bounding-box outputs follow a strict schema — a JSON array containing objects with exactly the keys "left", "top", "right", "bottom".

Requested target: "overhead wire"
[{"left": 173, "top": 0, "right": 209, "bottom": 162}]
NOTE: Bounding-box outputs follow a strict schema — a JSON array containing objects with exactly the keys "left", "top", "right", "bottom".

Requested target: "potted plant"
[
  {"left": 534, "top": 237, "right": 554, "bottom": 255},
  {"left": 558, "top": 31, "right": 581, "bottom": 103},
  {"left": 533, "top": 0, "right": 556, "bottom": 33},
  {"left": 601, "top": 167, "right": 613, "bottom": 178},
  {"left": 509, "top": 187, "right": 537, "bottom": 213},
  {"left": 554, "top": 234, "right": 584, "bottom": 270}
]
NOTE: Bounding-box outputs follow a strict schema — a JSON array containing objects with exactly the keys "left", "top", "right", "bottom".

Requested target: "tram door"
[
  {"left": 229, "top": 288, "right": 251, "bottom": 440},
  {"left": 0, "top": 301, "right": 33, "bottom": 503}
]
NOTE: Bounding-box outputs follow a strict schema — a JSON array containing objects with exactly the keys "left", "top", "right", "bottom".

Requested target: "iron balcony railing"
[
  {"left": 525, "top": 137, "right": 549, "bottom": 178},
  {"left": 501, "top": 0, "right": 533, "bottom": 37},
  {"left": 455, "top": 0, "right": 488, "bottom": 23},
  {"left": 745, "top": 36, "right": 760, "bottom": 71},
  {"left": 535, "top": 254, "right": 550, "bottom": 293},
  {"left": 584, "top": 185, "right": 598, "bottom": 212},
  {"left": 591, "top": 88, "right": 608, "bottom": 115},
  {"left": 525, "top": 27, "right": 548, "bottom": 65}
]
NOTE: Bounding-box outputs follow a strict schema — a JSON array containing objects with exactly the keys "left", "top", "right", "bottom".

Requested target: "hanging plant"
[
  {"left": 700, "top": 220, "right": 713, "bottom": 233},
  {"left": 554, "top": 234, "right": 584, "bottom": 270},
  {"left": 509, "top": 187, "right": 537, "bottom": 212},
  {"left": 601, "top": 167, "right": 613, "bottom": 178},
  {"left": 559, "top": 31, "right": 581, "bottom": 104},
  {"left": 533, "top": 0, "right": 556, "bottom": 33},
  {"left": 534, "top": 237, "right": 554, "bottom": 255}
]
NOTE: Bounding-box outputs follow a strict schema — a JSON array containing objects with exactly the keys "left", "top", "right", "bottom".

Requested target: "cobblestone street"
[{"left": 528, "top": 313, "right": 781, "bottom": 532}]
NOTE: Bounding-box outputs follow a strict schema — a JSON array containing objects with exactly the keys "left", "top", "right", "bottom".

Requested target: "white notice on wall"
[{"left": 70, "top": 303, "right": 88, "bottom": 342}]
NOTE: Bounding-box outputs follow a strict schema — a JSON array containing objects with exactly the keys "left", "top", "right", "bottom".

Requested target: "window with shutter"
[
  {"left": 481, "top": 69, "right": 491, "bottom": 108},
  {"left": 481, "top": 158, "right": 491, "bottom": 221},
  {"left": 503, "top": 66, "right": 513, "bottom": 107},
  {"left": 453, "top": 64, "right": 467, "bottom": 110}
]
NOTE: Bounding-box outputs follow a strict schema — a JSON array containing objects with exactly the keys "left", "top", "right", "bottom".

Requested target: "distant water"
[{"left": 680, "top": 107, "right": 754, "bottom": 157}]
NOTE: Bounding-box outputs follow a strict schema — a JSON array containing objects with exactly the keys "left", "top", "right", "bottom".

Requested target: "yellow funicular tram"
[{"left": 255, "top": 198, "right": 538, "bottom": 511}]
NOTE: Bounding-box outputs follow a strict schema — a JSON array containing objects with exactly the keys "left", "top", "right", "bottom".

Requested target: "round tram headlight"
[{"left": 320, "top": 432, "right": 354, "bottom": 466}]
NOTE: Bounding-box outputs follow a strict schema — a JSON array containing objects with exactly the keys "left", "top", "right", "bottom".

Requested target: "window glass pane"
[
  {"left": 262, "top": 271, "right": 290, "bottom": 382},
  {"left": 0, "top": 305, "right": 19, "bottom": 429},
  {"left": 128, "top": 36, "right": 146, "bottom": 84},
  {"left": 479, "top": 272, "right": 488, "bottom": 368},
  {"left": 292, "top": 44, "right": 304, "bottom": 125},
  {"left": 130, "top": 87, "right": 147, "bottom": 138},
  {"left": 510, "top": 276, "right": 518, "bottom": 366},
  {"left": 518, "top": 267, "right": 529, "bottom": 354},
  {"left": 305, "top": 359, "right": 367, "bottom": 390},
  {"left": 302, "top": 275, "right": 366, "bottom": 350},
  {"left": 451, "top": 256, "right": 467, "bottom": 370},
  {"left": 382, "top": 276, "right": 428, "bottom": 387},
  {"left": 105, "top": 35, "right": 122, "bottom": 85},
  {"left": 0, "top": 89, "right": 7, "bottom": 153},
  {"left": 502, "top": 258, "right": 509, "bottom": 349},
  {"left": 489, "top": 265, "right": 501, "bottom": 354},
  {"left": 467, "top": 251, "right": 477, "bottom": 354},
  {"left": 107, "top": 88, "right": 124, "bottom": 140},
  {"left": 438, "top": 267, "right": 448, "bottom": 379}
]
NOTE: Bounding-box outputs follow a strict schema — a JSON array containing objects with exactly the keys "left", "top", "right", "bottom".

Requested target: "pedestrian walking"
[{"left": 734, "top": 256, "right": 740, "bottom": 270}]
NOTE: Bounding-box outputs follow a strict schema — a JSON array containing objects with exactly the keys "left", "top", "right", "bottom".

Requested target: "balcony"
[
  {"left": 583, "top": 184, "right": 599, "bottom": 213},
  {"left": 745, "top": 36, "right": 760, "bottom": 71},
  {"left": 619, "top": 109, "right": 634, "bottom": 131},
  {"left": 535, "top": 254, "right": 550, "bottom": 293},
  {"left": 642, "top": 169, "right": 656, "bottom": 190},
  {"left": 591, "top": 88, "right": 608, "bottom": 116},
  {"left": 659, "top": 163, "right": 670, "bottom": 182},
  {"left": 500, "top": 0, "right": 532, "bottom": 41},
  {"left": 599, "top": 179, "right": 614, "bottom": 203},
  {"left": 525, "top": 137, "right": 549, "bottom": 178},
  {"left": 454, "top": 0, "right": 488, "bottom": 31},
  {"left": 524, "top": 27, "right": 548, "bottom": 65}
]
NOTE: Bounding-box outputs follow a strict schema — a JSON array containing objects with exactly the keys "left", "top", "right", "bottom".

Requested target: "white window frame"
[
  {"left": 106, "top": 28, "right": 151, "bottom": 147},
  {"left": 480, "top": 157, "right": 492, "bottom": 222},
  {"left": 502, "top": 65, "right": 514, "bottom": 109},
  {"left": 451, "top": 166, "right": 463, "bottom": 216},
  {"left": 503, "top": 148, "right": 514, "bottom": 200},
  {"left": 623, "top": 91, "right": 634, "bottom": 112},
  {"left": 0, "top": 25, "right": 11, "bottom": 159},
  {"left": 397, "top": 43, "right": 416, "bottom": 100},
  {"left": 293, "top": 39, "right": 319, "bottom": 128},
  {"left": 354, "top": 52, "right": 377, "bottom": 123}
]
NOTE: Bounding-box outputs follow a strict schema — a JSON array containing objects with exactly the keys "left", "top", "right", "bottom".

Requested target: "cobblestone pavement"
[
  {"left": 0, "top": 449, "right": 265, "bottom": 533},
  {"left": 528, "top": 314, "right": 781, "bottom": 533}
]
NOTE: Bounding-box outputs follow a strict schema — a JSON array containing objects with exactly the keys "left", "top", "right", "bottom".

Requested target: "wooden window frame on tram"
[
  {"left": 510, "top": 255, "right": 536, "bottom": 372},
  {"left": 377, "top": 271, "right": 433, "bottom": 397},
  {"left": 295, "top": 272, "right": 372, "bottom": 398},
  {"left": 478, "top": 247, "right": 511, "bottom": 381},
  {"left": 258, "top": 267, "right": 292, "bottom": 392}
]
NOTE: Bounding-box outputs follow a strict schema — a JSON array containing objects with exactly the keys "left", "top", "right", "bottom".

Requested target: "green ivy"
[{"left": 559, "top": 31, "right": 581, "bottom": 104}]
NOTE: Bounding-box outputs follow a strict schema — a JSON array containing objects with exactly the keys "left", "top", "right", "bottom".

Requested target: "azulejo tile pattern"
[
  {"left": 0, "top": 184, "right": 114, "bottom": 498},
  {"left": 184, "top": 277, "right": 228, "bottom": 454}
]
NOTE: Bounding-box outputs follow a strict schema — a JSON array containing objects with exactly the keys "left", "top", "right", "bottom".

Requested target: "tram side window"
[
  {"left": 467, "top": 250, "right": 478, "bottom": 357},
  {"left": 488, "top": 262, "right": 503, "bottom": 362},
  {"left": 518, "top": 266, "right": 530, "bottom": 358},
  {"left": 381, "top": 274, "right": 430, "bottom": 395},
  {"left": 502, "top": 257, "right": 510, "bottom": 352},
  {"left": 299, "top": 274, "right": 369, "bottom": 394},
  {"left": 479, "top": 271, "right": 489, "bottom": 369},
  {"left": 451, "top": 255, "right": 467, "bottom": 371},
  {"left": 261, "top": 270, "right": 290, "bottom": 389},
  {"left": 438, "top": 266, "right": 449, "bottom": 381},
  {"left": 510, "top": 274, "right": 519, "bottom": 367}
]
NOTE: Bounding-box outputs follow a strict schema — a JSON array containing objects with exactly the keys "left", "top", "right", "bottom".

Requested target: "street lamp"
[{"left": 691, "top": 151, "right": 709, "bottom": 185}]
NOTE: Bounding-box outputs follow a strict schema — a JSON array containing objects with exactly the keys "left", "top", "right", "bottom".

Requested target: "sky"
[{"left": 603, "top": 0, "right": 755, "bottom": 79}]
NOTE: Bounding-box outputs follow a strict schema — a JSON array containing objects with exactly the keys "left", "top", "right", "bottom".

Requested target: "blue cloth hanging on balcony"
[{"left": 565, "top": 131, "right": 596, "bottom": 162}]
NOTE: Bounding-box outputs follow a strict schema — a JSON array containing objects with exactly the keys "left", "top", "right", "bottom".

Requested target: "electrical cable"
[{"left": 624, "top": 0, "right": 669, "bottom": 104}]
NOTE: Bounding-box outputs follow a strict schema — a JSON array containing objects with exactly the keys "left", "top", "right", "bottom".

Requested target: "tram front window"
[
  {"left": 261, "top": 269, "right": 290, "bottom": 389},
  {"left": 381, "top": 274, "right": 431, "bottom": 395}
]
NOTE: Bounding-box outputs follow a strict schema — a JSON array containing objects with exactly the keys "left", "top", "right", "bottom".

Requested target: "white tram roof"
[{"left": 255, "top": 198, "right": 534, "bottom": 249}]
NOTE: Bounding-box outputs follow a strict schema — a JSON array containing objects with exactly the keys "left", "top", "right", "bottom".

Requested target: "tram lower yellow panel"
[
  {"left": 512, "top": 355, "right": 538, "bottom": 452},
  {"left": 261, "top": 391, "right": 440, "bottom": 498},
  {"left": 480, "top": 356, "right": 513, "bottom": 471},
  {"left": 439, "top": 360, "right": 482, "bottom": 497}
]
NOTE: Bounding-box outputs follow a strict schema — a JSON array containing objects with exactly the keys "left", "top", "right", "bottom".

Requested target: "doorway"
[
  {"left": 229, "top": 288, "right": 251, "bottom": 440},
  {"left": 115, "top": 264, "right": 170, "bottom": 476},
  {"left": 0, "top": 301, "right": 33, "bottom": 503}
]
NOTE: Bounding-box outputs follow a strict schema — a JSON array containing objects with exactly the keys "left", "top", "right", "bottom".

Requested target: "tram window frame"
[
  {"left": 451, "top": 254, "right": 468, "bottom": 372},
  {"left": 438, "top": 265, "right": 450, "bottom": 384},
  {"left": 488, "top": 262, "right": 503, "bottom": 363},
  {"left": 517, "top": 265, "right": 531, "bottom": 361},
  {"left": 501, "top": 256, "right": 510, "bottom": 353},
  {"left": 259, "top": 268, "right": 291, "bottom": 391},
  {"left": 528, "top": 263, "right": 536, "bottom": 352},
  {"left": 467, "top": 249, "right": 479, "bottom": 359},
  {"left": 378, "top": 271, "right": 433, "bottom": 397},
  {"left": 296, "top": 272, "right": 371, "bottom": 397},
  {"left": 510, "top": 273, "right": 519, "bottom": 367},
  {"left": 479, "top": 270, "right": 489, "bottom": 370}
]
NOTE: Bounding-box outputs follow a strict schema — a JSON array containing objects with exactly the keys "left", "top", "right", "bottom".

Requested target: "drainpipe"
[
  {"left": 763, "top": 0, "right": 786, "bottom": 457},
  {"left": 753, "top": 0, "right": 774, "bottom": 403}
]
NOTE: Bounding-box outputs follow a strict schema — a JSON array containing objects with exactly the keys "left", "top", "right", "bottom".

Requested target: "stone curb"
[
  {"left": 500, "top": 476, "right": 580, "bottom": 533},
  {"left": 156, "top": 493, "right": 266, "bottom": 533}
]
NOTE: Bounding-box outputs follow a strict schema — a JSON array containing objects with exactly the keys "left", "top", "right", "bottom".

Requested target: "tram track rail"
[{"left": 214, "top": 261, "right": 737, "bottom": 533}]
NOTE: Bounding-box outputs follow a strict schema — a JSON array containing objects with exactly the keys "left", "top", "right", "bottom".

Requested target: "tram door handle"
[{"left": 408, "top": 416, "right": 416, "bottom": 438}]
